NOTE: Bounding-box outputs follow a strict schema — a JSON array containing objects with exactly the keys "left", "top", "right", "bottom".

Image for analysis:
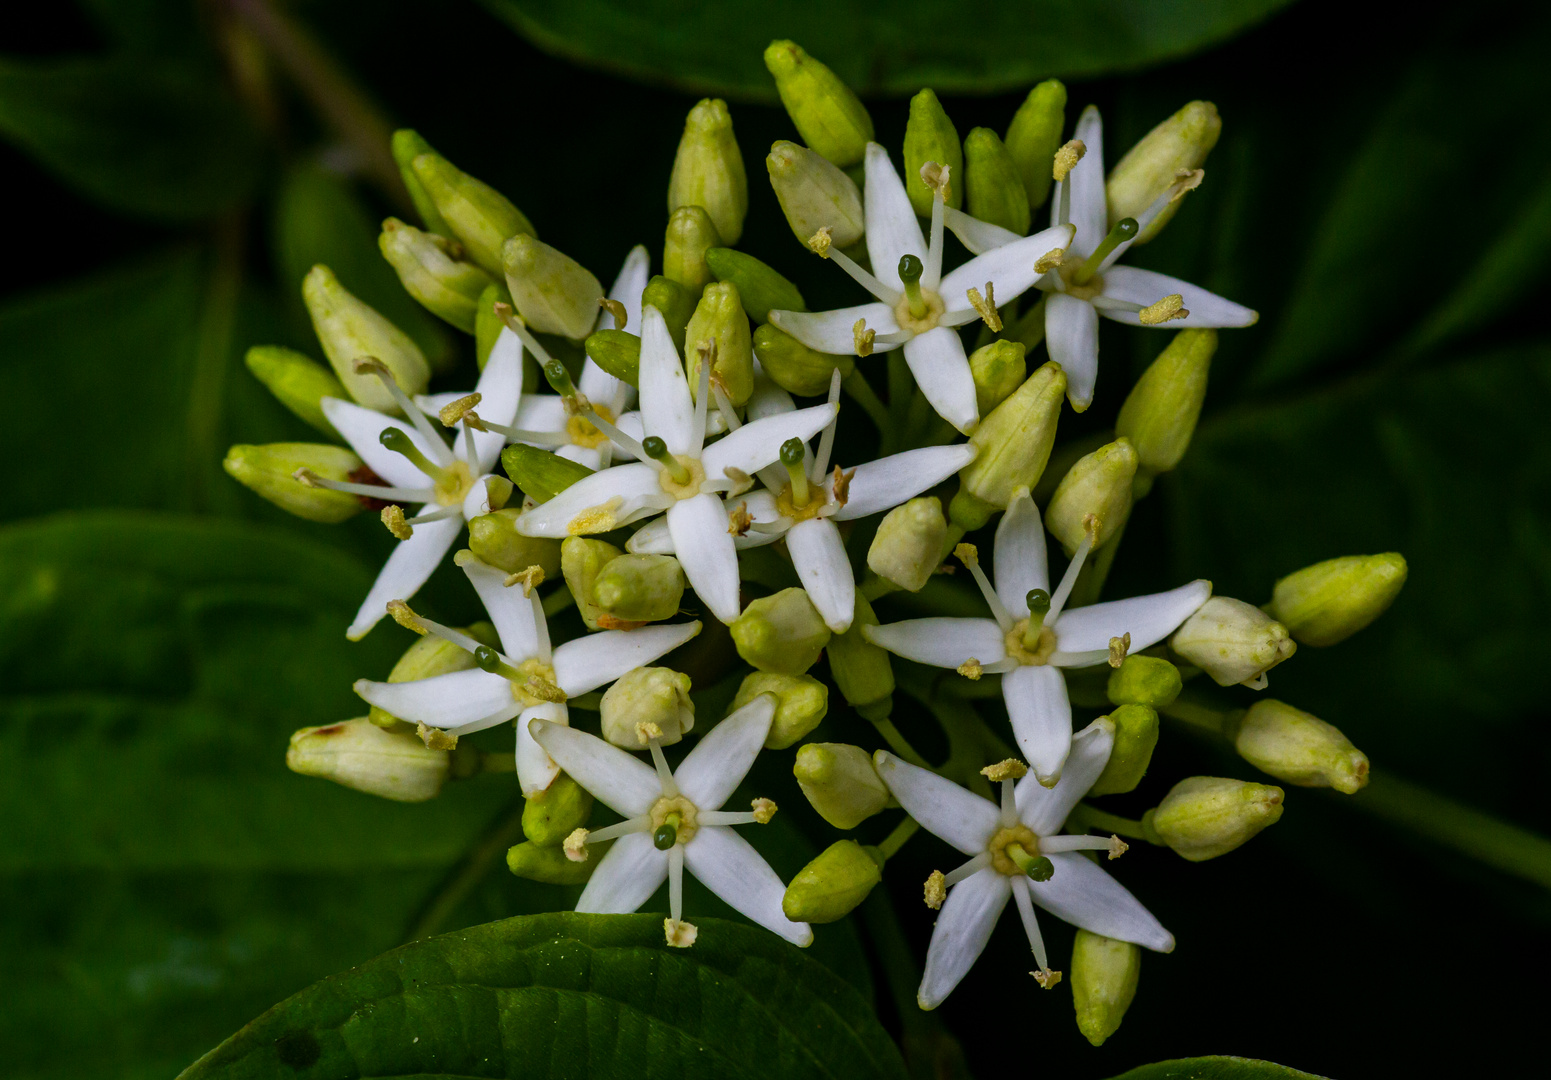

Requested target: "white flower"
[
  {"left": 865, "top": 488, "right": 1210, "bottom": 783},
  {"left": 767, "top": 143, "right": 1076, "bottom": 435},
  {"left": 514, "top": 306, "right": 837, "bottom": 625},
  {"left": 947, "top": 106, "right": 1257, "bottom": 411},
  {"left": 875, "top": 721, "right": 1173, "bottom": 1009},
  {"left": 352, "top": 550, "right": 700, "bottom": 795},
  {"left": 531, "top": 693, "right": 812, "bottom": 948}
]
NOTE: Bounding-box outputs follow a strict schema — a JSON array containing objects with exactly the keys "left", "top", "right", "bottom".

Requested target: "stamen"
[
  {"left": 455, "top": 414, "right": 570, "bottom": 447},
  {"left": 830, "top": 466, "right": 853, "bottom": 508},
  {"left": 438, "top": 393, "right": 482, "bottom": 427},
  {"left": 966, "top": 283, "right": 1002, "bottom": 331},
  {"left": 1073, "top": 217, "right": 1139, "bottom": 285},
  {"left": 1052, "top": 140, "right": 1086, "bottom": 182},
  {"left": 1138, "top": 294, "right": 1189, "bottom": 326},
  {"left": 752, "top": 797, "right": 777, "bottom": 824},
  {"left": 852, "top": 319, "right": 875, "bottom": 357},
  {"left": 691, "top": 343, "right": 712, "bottom": 456},
  {"left": 981, "top": 759, "right": 1028, "bottom": 783},
  {"left": 1088, "top": 296, "right": 1147, "bottom": 314},
  {"left": 379, "top": 427, "right": 452, "bottom": 485},
  {"left": 781, "top": 438, "right": 810, "bottom": 507},
  {"left": 647, "top": 735, "right": 679, "bottom": 796},
  {"left": 810, "top": 368, "right": 842, "bottom": 481},
  {"left": 382, "top": 601, "right": 487, "bottom": 655},
  {"left": 354, "top": 357, "right": 453, "bottom": 465},
  {"left": 924, "top": 869, "right": 947, "bottom": 910},
  {"left": 811, "top": 227, "right": 901, "bottom": 303},
  {"left": 668, "top": 844, "right": 684, "bottom": 918},
  {"left": 462, "top": 421, "right": 478, "bottom": 466},
  {"left": 807, "top": 227, "right": 833, "bottom": 258},
  {"left": 1032, "top": 968, "right": 1062, "bottom": 990},
  {"left": 504, "top": 565, "right": 546, "bottom": 595},
  {"left": 1034, "top": 248, "right": 1066, "bottom": 275},
  {"left": 664, "top": 917, "right": 697, "bottom": 948},
  {"left": 919, "top": 162, "right": 950, "bottom": 289},
  {"left": 957, "top": 658, "right": 984, "bottom": 680},
  {"left": 381, "top": 504, "right": 413, "bottom": 540},
  {"left": 1108, "top": 632, "right": 1131, "bottom": 668},
  {"left": 1011, "top": 876, "right": 1052, "bottom": 975},
  {"left": 416, "top": 722, "right": 457, "bottom": 750},
  {"left": 1045, "top": 518, "right": 1096, "bottom": 624},
  {"left": 700, "top": 798, "right": 777, "bottom": 827},
  {"left": 402, "top": 505, "right": 462, "bottom": 528},
  {"left": 710, "top": 380, "right": 742, "bottom": 433},
  {"left": 898, "top": 254, "right": 928, "bottom": 319},
  {"left": 580, "top": 408, "right": 650, "bottom": 463},
  {"left": 1129, "top": 169, "right": 1205, "bottom": 245},
  {"left": 955, "top": 543, "right": 1014, "bottom": 631},
  {"left": 1040, "top": 834, "right": 1129, "bottom": 860},
  {"left": 495, "top": 302, "right": 557, "bottom": 369},
  {"left": 583, "top": 818, "right": 652, "bottom": 843},
  {"left": 599, "top": 296, "right": 628, "bottom": 330},
  {"left": 643, "top": 435, "right": 693, "bottom": 485},
  {"left": 728, "top": 501, "right": 753, "bottom": 536},
  {"left": 563, "top": 828, "right": 590, "bottom": 862},
  {"left": 943, "top": 851, "right": 992, "bottom": 888},
  {"left": 292, "top": 468, "right": 433, "bottom": 503}
]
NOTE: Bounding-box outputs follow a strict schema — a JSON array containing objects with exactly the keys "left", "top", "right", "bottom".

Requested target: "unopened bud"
[
  {"left": 782, "top": 840, "right": 884, "bottom": 923},
  {"left": 390, "top": 129, "right": 452, "bottom": 235},
  {"left": 601, "top": 668, "right": 695, "bottom": 749},
  {"left": 868, "top": 496, "right": 947, "bottom": 592},
  {"left": 502, "top": 444, "right": 594, "bottom": 504},
  {"left": 1226, "top": 700, "right": 1369, "bottom": 794},
  {"left": 904, "top": 90, "right": 963, "bottom": 216},
  {"left": 1107, "top": 101, "right": 1221, "bottom": 243},
  {"left": 642, "top": 276, "right": 695, "bottom": 353},
  {"left": 1116, "top": 329, "right": 1215, "bottom": 478},
  {"left": 766, "top": 140, "right": 865, "bottom": 248},
  {"left": 224, "top": 443, "right": 363, "bottom": 523},
  {"left": 1087, "top": 704, "right": 1159, "bottom": 797},
  {"left": 302, "top": 265, "right": 430, "bottom": 410},
  {"left": 468, "top": 508, "right": 562, "bottom": 577},
  {"left": 963, "top": 127, "right": 1030, "bottom": 235},
  {"left": 502, "top": 235, "right": 604, "bottom": 341},
  {"left": 664, "top": 205, "right": 721, "bottom": 293},
  {"left": 731, "top": 587, "right": 832, "bottom": 675},
  {"left": 593, "top": 554, "right": 686, "bottom": 624},
  {"left": 732, "top": 672, "right": 829, "bottom": 749},
  {"left": 287, "top": 717, "right": 449, "bottom": 801},
  {"left": 561, "top": 537, "right": 624, "bottom": 631},
  {"left": 763, "top": 41, "right": 874, "bottom": 167},
  {"left": 954, "top": 360, "right": 1067, "bottom": 527},
  {"left": 669, "top": 98, "right": 748, "bottom": 246},
  {"left": 753, "top": 323, "right": 853, "bottom": 396},
  {"left": 794, "top": 742, "right": 891, "bottom": 828},
  {"left": 507, "top": 839, "right": 598, "bottom": 884},
  {"left": 1143, "top": 776, "right": 1284, "bottom": 861},
  {"left": 1106, "top": 655, "right": 1182, "bottom": 708},
  {"left": 244, "top": 345, "right": 347, "bottom": 437},
  {"left": 706, "top": 247, "right": 806, "bottom": 323},
  {"left": 584, "top": 329, "right": 642, "bottom": 386},
  {"left": 473, "top": 281, "right": 513, "bottom": 369},
  {"left": 1171, "top": 596, "right": 1295, "bottom": 688},
  {"left": 968, "top": 339, "right": 1027, "bottom": 415},
  {"left": 369, "top": 620, "right": 499, "bottom": 727},
  {"left": 826, "top": 595, "right": 894, "bottom": 719},
  {"left": 410, "top": 150, "right": 536, "bottom": 276},
  {"left": 685, "top": 282, "right": 755, "bottom": 406},
  {"left": 1046, "top": 438, "right": 1138, "bottom": 554},
  {"left": 1004, "top": 80, "right": 1067, "bottom": 210},
  {"left": 521, "top": 771, "right": 594, "bottom": 845},
  {"left": 1071, "top": 930, "right": 1141, "bottom": 1046},
  {"left": 1265, "top": 553, "right": 1408, "bottom": 648},
  {"left": 379, "top": 217, "right": 494, "bottom": 332}
]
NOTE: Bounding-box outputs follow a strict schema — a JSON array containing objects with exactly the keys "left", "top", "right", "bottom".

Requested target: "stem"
[
  {"left": 841, "top": 368, "right": 891, "bottom": 432},
  {"left": 870, "top": 718, "right": 932, "bottom": 770},
  {"left": 1159, "top": 693, "right": 1241, "bottom": 735},
  {"left": 402, "top": 798, "right": 527, "bottom": 942},
  {"left": 1073, "top": 805, "right": 1153, "bottom": 842},
  {"left": 875, "top": 816, "right": 920, "bottom": 860},
  {"left": 184, "top": 213, "right": 244, "bottom": 511},
  {"left": 542, "top": 585, "right": 577, "bottom": 618}
]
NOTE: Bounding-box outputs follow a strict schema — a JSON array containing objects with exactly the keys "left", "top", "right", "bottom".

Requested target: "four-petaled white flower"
[
  {"left": 352, "top": 550, "right": 700, "bottom": 795},
  {"left": 532, "top": 692, "right": 812, "bottom": 948},
  {"left": 866, "top": 488, "right": 1210, "bottom": 784},
  {"left": 768, "top": 143, "right": 1076, "bottom": 436},
  {"left": 875, "top": 720, "right": 1173, "bottom": 1009}
]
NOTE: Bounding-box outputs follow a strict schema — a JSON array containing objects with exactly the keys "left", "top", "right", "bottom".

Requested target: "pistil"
[
  {"left": 898, "top": 254, "right": 928, "bottom": 319},
  {"left": 780, "top": 438, "right": 810, "bottom": 507},
  {"left": 1023, "top": 589, "right": 1051, "bottom": 650},
  {"left": 644, "top": 435, "right": 693, "bottom": 485},
  {"left": 1072, "top": 218, "right": 1139, "bottom": 285},
  {"left": 379, "top": 427, "right": 453, "bottom": 486}
]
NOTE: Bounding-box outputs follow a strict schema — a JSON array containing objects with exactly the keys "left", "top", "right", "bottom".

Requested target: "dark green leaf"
[{"left": 1108, "top": 1058, "right": 1328, "bottom": 1080}]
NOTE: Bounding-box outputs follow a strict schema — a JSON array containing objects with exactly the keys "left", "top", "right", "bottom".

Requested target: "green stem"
[
  {"left": 1073, "top": 804, "right": 1153, "bottom": 842},
  {"left": 184, "top": 213, "right": 245, "bottom": 512},
  {"left": 870, "top": 718, "right": 932, "bottom": 770},
  {"left": 1159, "top": 693, "right": 1241, "bottom": 735},
  {"left": 402, "top": 798, "right": 527, "bottom": 942},
  {"left": 875, "top": 816, "right": 920, "bottom": 860},
  {"left": 841, "top": 368, "right": 890, "bottom": 432},
  {"left": 542, "top": 585, "right": 577, "bottom": 618},
  {"left": 858, "top": 893, "right": 972, "bottom": 1078}
]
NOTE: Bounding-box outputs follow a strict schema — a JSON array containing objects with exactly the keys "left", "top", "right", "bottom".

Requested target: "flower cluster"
[{"left": 243, "top": 41, "right": 1407, "bottom": 1045}]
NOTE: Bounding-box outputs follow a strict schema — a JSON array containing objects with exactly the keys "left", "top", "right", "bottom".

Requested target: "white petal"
[
  {"left": 1097, "top": 266, "right": 1258, "bottom": 328},
  {"left": 529, "top": 715, "right": 661, "bottom": 816},
  {"left": 603, "top": 245, "right": 650, "bottom": 331},
  {"left": 578, "top": 359, "right": 627, "bottom": 412},
  {"left": 768, "top": 303, "right": 900, "bottom": 356},
  {"left": 918, "top": 868, "right": 1011, "bottom": 1010},
  {"left": 943, "top": 206, "right": 1021, "bottom": 256},
  {"left": 457, "top": 551, "right": 548, "bottom": 661},
  {"left": 515, "top": 701, "right": 567, "bottom": 796},
  {"left": 940, "top": 224, "right": 1077, "bottom": 310},
  {"left": 674, "top": 693, "right": 775, "bottom": 809},
  {"left": 992, "top": 490, "right": 1048, "bottom": 619},
  {"left": 625, "top": 515, "right": 674, "bottom": 555},
  {"left": 786, "top": 518, "right": 854, "bottom": 633},
  {"left": 1067, "top": 105, "right": 1107, "bottom": 257},
  {"left": 746, "top": 374, "right": 795, "bottom": 418},
  {"left": 345, "top": 513, "right": 462, "bottom": 640},
  {"left": 902, "top": 328, "right": 979, "bottom": 435},
  {"left": 874, "top": 751, "right": 999, "bottom": 855},
  {"left": 864, "top": 617, "right": 1007, "bottom": 670},
  {"left": 577, "top": 831, "right": 669, "bottom": 914},
  {"left": 1045, "top": 292, "right": 1100, "bottom": 410},
  {"left": 701, "top": 403, "right": 837, "bottom": 479},
  {"left": 1001, "top": 665, "right": 1072, "bottom": 783},
  {"left": 1028, "top": 852, "right": 1173, "bottom": 952},
  {"left": 321, "top": 398, "right": 440, "bottom": 491},
  {"left": 555, "top": 443, "right": 606, "bottom": 471},
  {"left": 831, "top": 443, "right": 977, "bottom": 521},
  {"left": 513, "top": 394, "right": 568, "bottom": 433},
  {"left": 685, "top": 825, "right": 812, "bottom": 946},
  {"left": 514, "top": 462, "right": 665, "bottom": 538},
  {"left": 552, "top": 621, "right": 701, "bottom": 697},
  {"left": 668, "top": 494, "right": 742, "bottom": 623},
  {"left": 864, "top": 142, "right": 928, "bottom": 292},
  {"left": 469, "top": 328, "right": 524, "bottom": 471},
  {"left": 354, "top": 667, "right": 513, "bottom": 726},
  {"left": 1051, "top": 579, "right": 1212, "bottom": 660},
  {"left": 639, "top": 305, "right": 695, "bottom": 454},
  {"left": 1017, "top": 717, "right": 1116, "bottom": 835}
]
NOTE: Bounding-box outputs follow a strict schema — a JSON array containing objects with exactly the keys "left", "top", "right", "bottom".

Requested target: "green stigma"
[
  {"left": 643, "top": 435, "right": 692, "bottom": 485},
  {"left": 543, "top": 358, "right": 577, "bottom": 397},
  {"left": 378, "top": 427, "right": 447, "bottom": 483},
  {"left": 653, "top": 812, "right": 682, "bottom": 850},
  {"left": 780, "top": 437, "right": 810, "bottom": 507},
  {"left": 898, "top": 253, "right": 927, "bottom": 317},
  {"left": 1073, "top": 217, "right": 1138, "bottom": 285}
]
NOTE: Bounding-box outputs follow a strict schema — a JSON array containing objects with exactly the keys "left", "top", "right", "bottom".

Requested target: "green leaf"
[
  {"left": 479, "top": 0, "right": 1297, "bottom": 98},
  {"left": 1108, "top": 1058, "right": 1328, "bottom": 1080},
  {"left": 180, "top": 912, "right": 907, "bottom": 1080}
]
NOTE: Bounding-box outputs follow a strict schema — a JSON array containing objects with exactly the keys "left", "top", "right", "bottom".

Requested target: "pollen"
[
  {"left": 636, "top": 721, "right": 664, "bottom": 743},
  {"left": 957, "top": 658, "right": 984, "bottom": 681},
  {"left": 852, "top": 318, "right": 875, "bottom": 357},
  {"left": 438, "top": 392, "right": 482, "bottom": 427},
  {"left": 807, "top": 227, "right": 834, "bottom": 258},
  {"left": 728, "top": 501, "right": 753, "bottom": 537},
  {"left": 351, "top": 356, "right": 390, "bottom": 378},
  {"left": 563, "top": 828, "right": 590, "bottom": 862},
  {"left": 1108, "top": 632, "right": 1131, "bottom": 668},
  {"left": 381, "top": 504, "right": 413, "bottom": 540},
  {"left": 664, "top": 918, "right": 699, "bottom": 948},
  {"left": 292, "top": 467, "right": 321, "bottom": 488},
  {"left": 1138, "top": 293, "right": 1189, "bottom": 326},
  {"left": 1170, "top": 168, "right": 1205, "bottom": 201},
  {"left": 966, "top": 283, "right": 1002, "bottom": 332},
  {"left": 954, "top": 542, "right": 979, "bottom": 566},
  {"left": 752, "top": 797, "right": 778, "bottom": 824},
  {"left": 1032, "top": 968, "right": 1063, "bottom": 990},
  {"left": 920, "top": 161, "right": 952, "bottom": 201},
  {"left": 924, "top": 870, "right": 947, "bottom": 910},
  {"left": 1052, "top": 140, "right": 1086, "bottom": 182},
  {"left": 831, "top": 466, "right": 853, "bottom": 507},
  {"left": 386, "top": 599, "right": 427, "bottom": 635},
  {"left": 416, "top": 722, "right": 457, "bottom": 750},
  {"left": 722, "top": 467, "right": 754, "bottom": 496},
  {"left": 981, "top": 759, "right": 1028, "bottom": 782},
  {"left": 1034, "top": 248, "right": 1066, "bottom": 274},
  {"left": 504, "top": 565, "right": 546, "bottom": 595},
  {"left": 599, "top": 296, "right": 629, "bottom": 329},
  {"left": 568, "top": 498, "right": 623, "bottom": 535},
  {"left": 1107, "top": 835, "right": 1129, "bottom": 860},
  {"left": 524, "top": 675, "right": 568, "bottom": 704}
]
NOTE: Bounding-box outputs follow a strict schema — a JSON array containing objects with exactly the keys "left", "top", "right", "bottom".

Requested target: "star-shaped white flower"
[
  {"left": 875, "top": 720, "right": 1172, "bottom": 1008},
  {"left": 865, "top": 489, "right": 1210, "bottom": 783},
  {"left": 352, "top": 550, "right": 700, "bottom": 795},
  {"left": 531, "top": 692, "right": 812, "bottom": 948},
  {"left": 767, "top": 143, "right": 1075, "bottom": 436}
]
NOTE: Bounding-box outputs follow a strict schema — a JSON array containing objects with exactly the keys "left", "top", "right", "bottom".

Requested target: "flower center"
[
  {"left": 988, "top": 824, "right": 1052, "bottom": 878},
  {"left": 480, "top": 653, "right": 564, "bottom": 708},
  {"left": 566, "top": 404, "right": 615, "bottom": 449},
  {"left": 651, "top": 450, "right": 706, "bottom": 500},
  {"left": 892, "top": 263, "right": 945, "bottom": 334},
  {"left": 1056, "top": 258, "right": 1104, "bottom": 301},
  {"left": 650, "top": 794, "right": 699, "bottom": 846},
  {"left": 432, "top": 459, "right": 475, "bottom": 506},
  {"left": 1006, "top": 619, "right": 1057, "bottom": 666}
]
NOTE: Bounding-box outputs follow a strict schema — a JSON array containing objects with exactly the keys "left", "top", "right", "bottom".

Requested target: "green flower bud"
[
  {"left": 706, "top": 248, "right": 806, "bottom": 323},
  {"left": 1004, "top": 80, "right": 1066, "bottom": 211},
  {"left": 302, "top": 265, "right": 430, "bottom": 411},
  {"left": 684, "top": 281, "right": 755, "bottom": 406},
  {"left": 664, "top": 206, "right": 721, "bottom": 293},
  {"left": 468, "top": 508, "right": 562, "bottom": 578},
  {"left": 1087, "top": 705, "right": 1159, "bottom": 797},
  {"left": 507, "top": 839, "right": 598, "bottom": 884},
  {"left": 584, "top": 329, "right": 641, "bottom": 386},
  {"left": 1143, "top": 776, "right": 1284, "bottom": 861},
  {"left": 391, "top": 129, "right": 452, "bottom": 235},
  {"left": 752, "top": 323, "right": 853, "bottom": 396},
  {"left": 1071, "top": 930, "right": 1141, "bottom": 1047},
  {"left": 1046, "top": 438, "right": 1139, "bottom": 554},
  {"left": 562, "top": 537, "right": 624, "bottom": 631},
  {"left": 287, "top": 717, "right": 449, "bottom": 802},
  {"left": 826, "top": 595, "right": 895, "bottom": 719},
  {"left": 1106, "top": 655, "right": 1182, "bottom": 708},
  {"left": 1116, "top": 329, "right": 1215, "bottom": 478},
  {"left": 904, "top": 89, "right": 963, "bottom": 216},
  {"left": 963, "top": 127, "right": 1030, "bottom": 235},
  {"left": 410, "top": 150, "right": 536, "bottom": 277},
  {"left": 765, "top": 140, "right": 865, "bottom": 248},
  {"left": 794, "top": 742, "right": 890, "bottom": 828},
  {"left": 1265, "top": 553, "right": 1408, "bottom": 648},
  {"left": 502, "top": 444, "right": 594, "bottom": 504},
  {"left": 378, "top": 217, "right": 494, "bottom": 333},
  {"left": 369, "top": 620, "right": 499, "bottom": 727},
  {"left": 593, "top": 554, "right": 686, "bottom": 624},
  {"left": 955, "top": 360, "right": 1067, "bottom": 526},
  {"left": 1225, "top": 700, "right": 1369, "bottom": 794},
  {"left": 732, "top": 672, "right": 829, "bottom": 749},
  {"left": 1107, "top": 101, "right": 1221, "bottom": 243},
  {"left": 223, "top": 443, "right": 363, "bottom": 523},
  {"left": 1171, "top": 596, "right": 1296, "bottom": 688},
  {"left": 782, "top": 840, "right": 883, "bottom": 923},
  {"left": 731, "top": 588, "right": 832, "bottom": 675},
  {"left": 244, "top": 345, "right": 346, "bottom": 437},
  {"left": 522, "top": 772, "right": 594, "bottom": 845},
  {"left": 763, "top": 41, "right": 874, "bottom": 167},
  {"left": 502, "top": 234, "right": 604, "bottom": 341},
  {"left": 600, "top": 667, "right": 695, "bottom": 749},
  {"left": 642, "top": 276, "right": 695, "bottom": 354},
  {"left": 968, "top": 339, "right": 1026, "bottom": 415},
  {"left": 474, "top": 281, "right": 513, "bottom": 369},
  {"left": 669, "top": 99, "right": 748, "bottom": 246},
  {"left": 867, "top": 496, "right": 947, "bottom": 592}
]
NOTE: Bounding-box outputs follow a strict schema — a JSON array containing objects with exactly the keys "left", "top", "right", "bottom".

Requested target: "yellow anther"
[
  {"left": 416, "top": 722, "right": 457, "bottom": 750},
  {"left": 504, "top": 565, "right": 546, "bottom": 595},
  {"left": 722, "top": 466, "right": 754, "bottom": 497},
  {"left": 920, "top": 161, "right": 952, "bottom": 201},
  {"left": 924, "top": 870, "right": 947, "bottom": 910},
  {"left": 728, "top": 501, "right": 753, "bottom": 537},
  {"left": 752, "top": 797, "right": 778, "bottom": 824},
  {"left": 954, "top": 542, "right": 979, "bottom": 566},
  {"left": 852, "top": 318, "right": 875, "bottom": 357},
  {"left": 563, "top": 828, "right": 590, "bottom": 862},
  {"left": 1032, "top": 968, "right": 1063, "bottom": 990},
  {"left": 599, "top": 296, "right": 629, "bottom": 329},
  {"left": 664, "top": 918, "right": 699, "bottom": 948},
  {"left": 492, "top": 301, "right": 524, "bottom": 334},
  {"left": 957, "top": 658, "right": 984, "bottom": 681},
  {"left": 351, "top": 355, "right": 390, "bottom": 378},
  {"left": 635, "top": 720, "right": 665, "bottom": 743},
  {"left": 524, "top": 676, "right": 568, "bottom": 704},
  {"left": 981, "top": 759, "right": 1029, "bottom": 782},
  {"left": 1108, "top": 632, "right": 1132, "bottom": 668},
  {"left": 1107, "top": 835, "right": 1129, "bottom": 860},
  {"left": 438, "top": 392, "right": 483, "bottom": 427},
  {"left": 1138, "top": 293, "right": 1189, "bottom": 326},
  {"left": 831, "top": 466, "right": 853, "bottom": 508},
  {"left": 292, "top": 467, "right": 321, "bottom": 488},
  {"left": 380, "top": 504, "right": 414, "bottom": 540},
  {"left": 966, "top": 283, "right": 1002, "bottom": 332},
  {"left": 807, "top": 226, "right": 834, "bottom": 258},
  {"left": 568, "top": 499, "right": 623, "bottom": 535},
  {"left": 386, "top": 599, "right": 427, "bottom": 635},
  {"left": 1082, "top": 512, "right": 1102, "bottom": 541},
  {"left": 461, "top": 410, "right": 489, "bottom": 432},
  {"left": 1170, "top": 168, "right": 1205, "bottom": 201},
  {"left": 1034, "top": 248, "right": 1066, "bottom": 274},
  {"left": 1052, "top": 140, "right": 1086, "bottom": 182}
]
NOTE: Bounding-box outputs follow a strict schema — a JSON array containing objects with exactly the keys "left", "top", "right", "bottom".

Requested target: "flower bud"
[
  {"left": 1087, "top": 704, "right": 1159, "bottom": 797},
  {"left": 1106, "top": 655, "right": 1182, "bottom": 708},
  {"left": 507, "top": 839, "right": 597, "bottom": 884},
  {"left": 963, "top": 128, "right": 1030, "bottom": 235},
  {"left": 904, "top": 89, "right": 963, "bottom": 216},
  {"left": 733, "top": 672, "right": 829, "bottom": 749},
  {"left": 369, "top": 620, "right": 499, "bottom": 727},
  {"left": 1143, "top": 776, "right": 1284, "bottom": 861},
  {"left": 1116, "top": 329, "right": 1215, "bottom": 478},
  {"left": 302, "top": 265, "right": 430, "bottom": 411},
  {"left": 684, "top": 281, "right": 755, "bottom": 406},
  {"left": 766, "top": 140, "right": 865, "bottom": 248},
  {"left": 664, "top": 206, "right": 721, "bottom": 293},
  {"left": 782, "top": 840, "right": 883, "bottom": 923},
  {"left": 468, "top": 508, "right": 562, "bottom": 577},
  {"left": 794, "top": 742, "right": 890, "bottom": 828},
  {"left": 706, "top": 247, "right": 806, "bottom": 323},
  {"left": 1265, "top": 553, "right": 1408, "bottom": 648},
  {"left": 473, "top": 281, "right": 513, "bottom": 370},
  {"left": 1170, "top": 596, "right": 1295, "bottom": 688},
  {"left": 1045, "top": 438, "right": 1138, "bottom": 554},
  {"left": 410, "top": 150, "right": 535, "bottom": 277},
  {"left": 968, "top": 339, "right": 1026, "bottom": 415},
  {"left": 642, "top": 276, "right": 695, "bottom": 353},
  {"left": 390, "top": 129, "right": 452, "bottom": 235},
  {"left": 1004, "top": 80, "right": 1066, "bottom": 211},
  {"left": 562, "top": 537, "right": 624, "bottom": 631},
  {"left": 1225, "top": 699, "right": 1369, "bottom": 794},
  {"left": 867, "top": 496, "right": 947, "bottom": 592},
  {"left": 600, "top": 667, "right": 695, "bottom": 749},
  {"left": 954, "top": 360, "right": 1067, "bottom": 528},
  {"left": 502, "top": 234, "right": 604, "bottom": 341},
  {"left": 753, "top": 323, "right": 853, "bottom": 397},
  {"left": 223, "top": 443, "right": 363, "bottom": 523},
  {"left": 1107, "top": 101, "right": 1221, "bottom": 243},
  {"left": 287, "top": 718, "right": 449, "bottom": 802},
  {"left": 522, "top": 772, "right": 594, "bottom": 845},
  {"left": 501, "top": 444, "right": 594, "bottom": 504},
  {"left": 763, "top": 41, "right": 874, "bottom": 167},
  {"left": 244, "top": 345, "right": 346, "bottom": 437},
  {"left": 1071, "top": 930, "right": 1141, "bottom": 1047},
  {"left": 825, "top": 595, "right": 894, "bottom": 719},
  {"left": 592, "top": 554, "right": 686, "bottom": 624},
  {"left": 584, "top": 329, "right": 641, "bottom": 386},
  {"left": 731, "top": 588, "right": 832, "bottom": 675},
  {"left": 378, "top": 217, "right": 494, "bottom": 332},
  {"left": 669, "top": 99, "right": 748, "bottom": 246}
]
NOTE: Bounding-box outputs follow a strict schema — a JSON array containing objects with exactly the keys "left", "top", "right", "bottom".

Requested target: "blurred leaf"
[
  {"left": 76, "top": 0, "right": 207, "bottom": 57},
  {"left": 1108, "top": 1059, "right": 1327, "bottom": 1080},
  {"left": 180, "top": 912, "right": 907, "bottom": 1080},
  {"left": 480, "top": 0, "right": 1297, "bottom": 99}
]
